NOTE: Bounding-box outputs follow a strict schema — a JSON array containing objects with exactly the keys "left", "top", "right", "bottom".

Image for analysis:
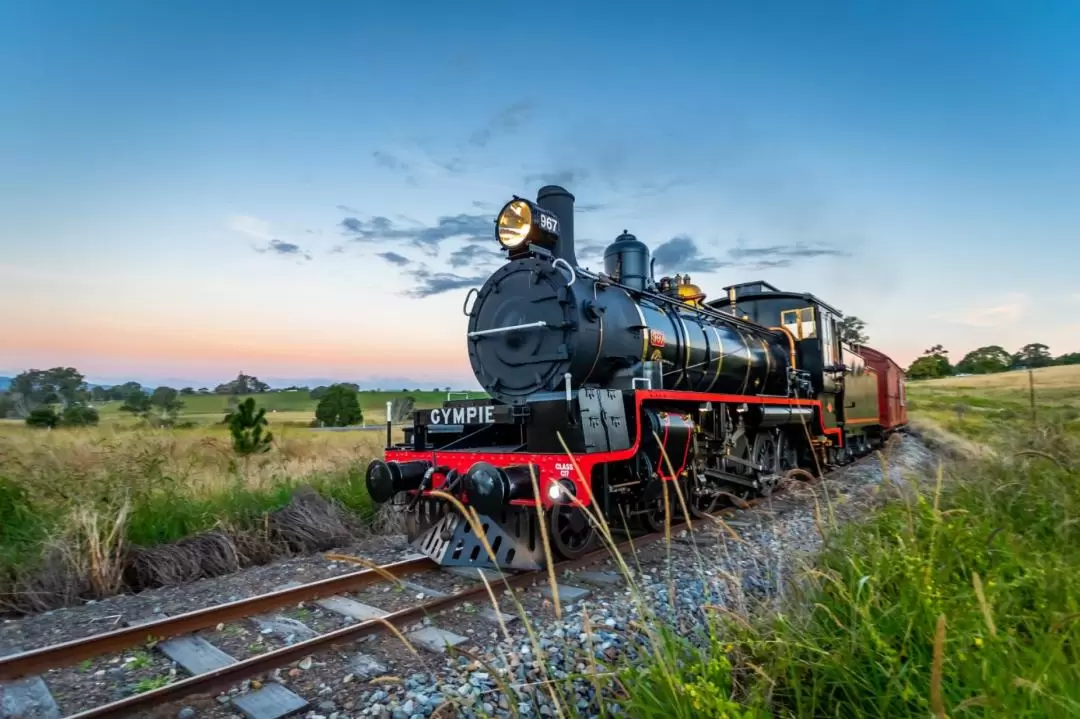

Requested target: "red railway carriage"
[
  {"left": 859, "top": 345, "right": 908, "bottom": 431},
  {"left": 366, "top": 185, "right": 909, "bottom": 571}
]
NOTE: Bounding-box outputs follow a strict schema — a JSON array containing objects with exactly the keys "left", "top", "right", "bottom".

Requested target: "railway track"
[
  {"left": 0, "top": 516, "right": 716, "bottom": 719},
  {"left": 2, "top": 441, "right": 914, "bottom": 719}
]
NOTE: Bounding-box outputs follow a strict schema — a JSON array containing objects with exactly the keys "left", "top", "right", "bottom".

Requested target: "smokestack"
[{"left": 536, "top": 185, "right": 576, "bottom": 266}]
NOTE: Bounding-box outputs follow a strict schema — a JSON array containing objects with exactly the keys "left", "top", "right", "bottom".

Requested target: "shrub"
[
  {"left": 25, "top": 407, "right": 59, "bottom": 428},
  {"left": 61, "top": 403, "right": 100, "bottom": 427},
  {"left": 315, "top": 384, "right": 363, "bottom": 427},
  {"left": 223, "top": 397, "right": 273, "bottom": 455}
]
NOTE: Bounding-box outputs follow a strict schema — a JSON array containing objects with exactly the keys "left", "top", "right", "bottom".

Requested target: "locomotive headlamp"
[
  {"left": 495, "top": 197, "right": 560, "bottom": 251},
  {"left": 547, "top": 479, "right": 577, "bottom": 503}
]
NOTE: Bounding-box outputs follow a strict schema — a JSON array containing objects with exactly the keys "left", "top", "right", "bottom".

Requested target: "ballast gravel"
[{"left": 0, "top": 435, "right": 936, "bottom": 719}]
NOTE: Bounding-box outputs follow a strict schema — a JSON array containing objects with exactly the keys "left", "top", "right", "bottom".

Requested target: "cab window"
[{"left": 781, "top": 307, "right": 818, "bottom": 339}]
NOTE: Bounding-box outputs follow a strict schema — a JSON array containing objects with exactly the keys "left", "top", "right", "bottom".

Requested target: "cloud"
[
  {"left": 377, "top": 251, "right": 411, "bottom": 267},
  {"left": 449, "top": 243, "right": 500, "bottom": 269},
  {"left": 932, "top": 293, "right": 1028, "bottom": 327},
  {"left": 728, "top": 241, "right": 849, "bottom": 261},
  {"left": 576, "top": 241, "right": 607, "bottom": 261},
  {"left": 340, "top": 213, "right": 492, "bottom": 255},
  {"left": 256, "top": 239, "right": 312, "bottom": 261},
  {"left": 523, "top": 168, "right": 589, "bottom": 187},
  {"left": 404, "top": 268, "right": 489, "bottom": 299},
  {"left": 335, "top": 204, "right": 360, "bottom": 214},
  {"left": 418, "top": 100, "right": 534, "bottom": 176},
  {"left": 468, "top": 101, "right": 532, "bottom": 148},
  {"left": 648, "top": 236, "right": 851, "bottom": 276},
  {"left": 230, "top": 214, "right": 313, "bottom": 261},
  {"left": 372, "top": 151, "right": 409, "bottom": 173},
  {"left": 653, "top": 236, "right": 732, "bottom": 274},
  {"left": 228, "top": 214, "right": 272, "bottom": 241}
]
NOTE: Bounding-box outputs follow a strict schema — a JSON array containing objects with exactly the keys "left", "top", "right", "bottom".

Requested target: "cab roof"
[{"left": 710, "top": 280, "right": 844, "bottom": 317}]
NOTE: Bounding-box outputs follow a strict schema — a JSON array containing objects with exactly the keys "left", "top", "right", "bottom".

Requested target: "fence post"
[
  {"left": 1028, "top": 369, "right": 1037, "bottom": 425},
  {"left": 385, "top": 400, "right": 393, "bottom": 448}
]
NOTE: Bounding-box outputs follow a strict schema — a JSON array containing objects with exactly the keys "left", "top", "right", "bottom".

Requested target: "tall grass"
[
  {"left": 0, "top": 424, "right": 384, "bottom": 609},
  {"left": 744, "top": 444, "right": 1080, "bottom": 716},
  {"left": 614, "top": 398, "right": 1080, "bottom": 716}
]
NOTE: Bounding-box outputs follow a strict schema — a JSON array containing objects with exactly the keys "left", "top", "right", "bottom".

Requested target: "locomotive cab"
[{"left": 709, "top": 282, "right": 880, "bottom": 438}]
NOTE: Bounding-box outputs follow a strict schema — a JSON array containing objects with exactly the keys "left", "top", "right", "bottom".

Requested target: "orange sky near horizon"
[{"left": 6, "top": 306, "right": 476, "bottom": 382}]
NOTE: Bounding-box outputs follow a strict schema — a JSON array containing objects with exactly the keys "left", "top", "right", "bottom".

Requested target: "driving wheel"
[{"left": 549, "top": 504, "right": 597, "bottom": 559}]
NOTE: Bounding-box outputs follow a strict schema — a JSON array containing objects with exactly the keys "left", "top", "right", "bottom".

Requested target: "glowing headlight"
[
  {"left": 495, "top": 198, "right": 560, "bottom": 251},
  {"left": 547, "top": 479, "right": 576, "bottom": 503}
]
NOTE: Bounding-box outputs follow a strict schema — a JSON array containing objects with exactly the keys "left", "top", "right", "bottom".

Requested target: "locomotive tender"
[{"left": 365, "top": 185, "right": 908, "bottom": 570}]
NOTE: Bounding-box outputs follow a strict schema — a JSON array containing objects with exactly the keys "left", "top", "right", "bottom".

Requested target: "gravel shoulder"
[{"left": 1, "top": 434, "right": 936, "bottom": 719}]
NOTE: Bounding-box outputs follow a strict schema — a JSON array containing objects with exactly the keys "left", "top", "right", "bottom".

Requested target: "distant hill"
[{"left": 0, "top": 376, "right": 10, "bottom": 391}]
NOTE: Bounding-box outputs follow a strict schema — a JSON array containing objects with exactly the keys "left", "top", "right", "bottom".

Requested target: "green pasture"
[{"left": 905, "top": 363, "right": 1080, "bottom": 442}]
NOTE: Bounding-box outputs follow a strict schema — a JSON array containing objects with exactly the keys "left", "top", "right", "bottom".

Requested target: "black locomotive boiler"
[{"left": 366, "top": 185, "right": 908, "bottom": 570}]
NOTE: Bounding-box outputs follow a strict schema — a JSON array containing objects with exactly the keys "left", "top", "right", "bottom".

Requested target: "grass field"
[
  {"left": 0, "top": 422, "right": 394, "bottom": 612},
  {"left": 0, "top": 387, "right": 486, "bottom": 611},
  {"left": 905, "top": 364, "right": 1080, "bottom": 444}
]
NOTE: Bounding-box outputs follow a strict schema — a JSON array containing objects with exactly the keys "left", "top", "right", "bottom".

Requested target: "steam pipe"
[{"left": 537, "top": 185, "right": 576, "bottom": 266}]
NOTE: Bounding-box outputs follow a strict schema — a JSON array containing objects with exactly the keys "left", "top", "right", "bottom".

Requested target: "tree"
[
  {"left": 838, "top": 316, "right": 869, "bottom": 346},
  {"left": 1011, "top": 343, "right": 1053, "bottom": 369},
  {"left": 25, "top": 407, "right": 59, "bottom": 428},
  {"left": 151, "top": 386, "right": 182, "bottom": 408},
  {"left": 955, "top": 345, "right": 1011, "bottom": 375},
  {"left": 1056, "top": 352, "right": 1080, "bottom": 366},
  {"left": 8, "top": 367, "right": 87, "bottom": 416},
  {"left": 119, "top": 389, "right": 153, "bottom": 415},
  {"left": 61, "top": 404, "right": 100, "bottom": 427},
  {"left": 214, "top": 372, "right": 270, "bottom": 395},
  {"left": 108, "top": 382, "right": 141, "bottom": 401},
  {"left": 224, "top": 397, "right": 273, "bottom": 455},
  {"left": 180, "top": 387, "right": 196, "bottom": 396},
  {"left": 315, "top": 384, "right": 363, "bottom": 427},
  {"left": 144, "top": 388, "right": 184, "bottom": 423},
  {"left": 309, "top": 386, "right": 330, "bottom": 400},
  {"left": 90, "top": 386, "right": 110, "bottom": 402},
  {"left": 390, "top": 396, "right": 416, "bottom": 423},
  {"left": 907, "top": 345, "right": 953, "bottom": 380}
]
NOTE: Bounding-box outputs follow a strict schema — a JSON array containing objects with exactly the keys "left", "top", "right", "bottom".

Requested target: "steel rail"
[
  {"left": 63, "top": 529, "right": 674, "bottom": 719},
  {"left": 2, "top": 480, "right": 786, "bottom": 717},
  {"left": 0, "top": 555, "right": 437, "bottom": 681}
]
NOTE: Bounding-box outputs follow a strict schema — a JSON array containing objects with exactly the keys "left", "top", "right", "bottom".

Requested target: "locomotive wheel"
[
  {"left": 776, "top": 433, "right": 798, "bottom": 473},
  {"left": 751, "top": 431, "right": 781, "bottom": 475},
  {"left": 688, "top": 473, "right": 721, "bottom": 518},
  {"left": 548, "top": 505, "right": 597, "bottom": 559}
]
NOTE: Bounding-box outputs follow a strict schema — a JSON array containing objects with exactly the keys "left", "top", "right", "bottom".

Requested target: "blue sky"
[{"left": 2, "top": 0, "right": 1078, "bottom": 387}]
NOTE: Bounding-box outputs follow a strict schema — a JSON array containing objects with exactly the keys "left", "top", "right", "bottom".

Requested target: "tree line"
[
  {"left": 905, "top": 342, "right": 1080, "bottom": 380},
  {"left": 821, "top": 316, "right": 1079, "bottom": 381},
  {"left": 0, "top": 366, "right": 421, "bottom": 430}
]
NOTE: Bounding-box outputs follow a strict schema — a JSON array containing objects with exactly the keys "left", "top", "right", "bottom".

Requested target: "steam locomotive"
[{"left": 365, "top": 185, "right": 908, "bottom": 570}]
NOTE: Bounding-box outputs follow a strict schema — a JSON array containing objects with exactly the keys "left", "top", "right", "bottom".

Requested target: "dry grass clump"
[
  {"left": 0, "top": 424, "right": 386, "bottom": 613},
  {"left": 908, "top": 416, "right": 998, "bottom": 462}
]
